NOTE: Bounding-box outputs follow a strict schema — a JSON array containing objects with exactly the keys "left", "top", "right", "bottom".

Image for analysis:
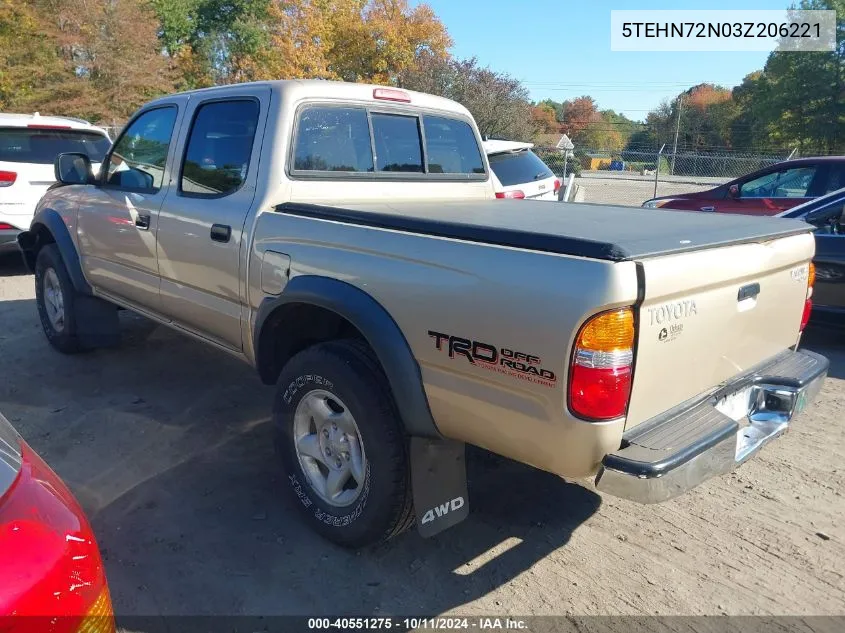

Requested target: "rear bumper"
[
  {"left": 0, "top": 228, "right": 21, "bottom": 252},
  {"left": 595, "top": 349, "right": 828, "bottom": 503}
]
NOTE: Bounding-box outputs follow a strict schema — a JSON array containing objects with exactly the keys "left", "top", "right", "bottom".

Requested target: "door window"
[
  {"left": 105, "top": 107, "right": 177, "bottom": 192},
  {"left": 740, "top": 166, "right": 816, "bottom": 198},
  {"left": 181, "top": 100, "right": 260, "bottom": 196},
  {"left": 823, "top": 164, "right": 845, "bottom": 194}
]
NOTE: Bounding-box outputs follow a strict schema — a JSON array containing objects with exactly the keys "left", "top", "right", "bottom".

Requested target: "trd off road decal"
[{"left": 428, "top": 331, "right": 557, "bottom": 388}]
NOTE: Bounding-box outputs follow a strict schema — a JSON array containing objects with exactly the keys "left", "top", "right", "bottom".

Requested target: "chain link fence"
[{"left": 533, "top": 146, "right": 796, "bottom": 207}]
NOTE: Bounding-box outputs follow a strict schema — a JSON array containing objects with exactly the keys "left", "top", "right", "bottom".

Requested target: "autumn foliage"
[{"left": 1, "top": 0, "right": 451, "bottom": 122}]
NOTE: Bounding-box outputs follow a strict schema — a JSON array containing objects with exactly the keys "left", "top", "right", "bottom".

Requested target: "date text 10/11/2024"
[{"left": 307, "top": 617, "right": 529, "bottom": 630}]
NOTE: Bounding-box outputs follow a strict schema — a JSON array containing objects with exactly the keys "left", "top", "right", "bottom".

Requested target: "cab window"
[
  {"left": 291, "top": 105, "right": 485, "bottom": 179},
  {"left": 371, "top": 113, "right": 423, "bottom": 173},
  {"left": 105, "top": 107, "right": 177, "bottom": 192},
  {"left": 423, "top": 115, "right": 484, "bottom": 175},
  {"left": 294, "top": 107, "right": 374, "bottom": 173}
]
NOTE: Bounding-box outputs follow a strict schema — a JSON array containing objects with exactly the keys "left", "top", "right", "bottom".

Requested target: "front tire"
[
  {"left": 274, "top": 340, "right": 414, "bottom": 548},
  {"left": 34, "top": 244, "right": 83, "bottom": 354}
]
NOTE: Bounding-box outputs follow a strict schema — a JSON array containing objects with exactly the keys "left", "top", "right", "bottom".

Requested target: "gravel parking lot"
[
  {"left": 1, "top": 251, "right": 843, "bottom": 618},
  {"left": 575, "top": 173, "right": 725, "bottom": 207}
]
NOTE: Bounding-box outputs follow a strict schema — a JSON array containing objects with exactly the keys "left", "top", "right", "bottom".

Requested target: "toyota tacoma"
[{"left": 17, "top": 80, "right": 828, "bottom": 547}]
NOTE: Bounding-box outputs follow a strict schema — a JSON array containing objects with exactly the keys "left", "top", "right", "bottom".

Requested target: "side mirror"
[
  {"left": 728, "top": 184, "right": 740, "bottom": 199},
  {"left": 55, "top": 153, "right": 93, "bottom": 185}
]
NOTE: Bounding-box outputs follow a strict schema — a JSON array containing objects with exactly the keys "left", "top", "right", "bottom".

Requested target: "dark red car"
[
  {"left": 642, "top": 157, "right": 845, "bottom": 215},
  {"left": 0, "top": 413, "right": 114, "bottom": 633}
]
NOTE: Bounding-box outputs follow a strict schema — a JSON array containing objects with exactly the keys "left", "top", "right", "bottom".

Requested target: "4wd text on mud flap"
[
  {"left": 421, "top": 496, "right": 465, "bottom": 525},
  {"left": 428, "top": 331, "right": 557, "bottom": 385}
]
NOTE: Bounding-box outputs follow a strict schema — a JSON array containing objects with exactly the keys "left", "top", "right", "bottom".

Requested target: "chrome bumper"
[{"left": 595, "top": 349, "right": 828, "bottom": 504}]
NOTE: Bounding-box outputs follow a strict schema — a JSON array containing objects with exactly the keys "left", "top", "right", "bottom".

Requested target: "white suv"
[
  {"left": 1, "top": 113, "right": 111, "bottom": 252},
  {"left": 483, "top": 140, "right": 560, "bottom": 201}
]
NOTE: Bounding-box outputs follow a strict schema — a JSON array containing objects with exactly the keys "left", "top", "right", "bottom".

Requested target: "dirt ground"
[
  {"left": 575, "top": 174, "right": 718, "bottom": 207},
  {"left": 1, "top": 251, "right": 843, "bottom": 618}
]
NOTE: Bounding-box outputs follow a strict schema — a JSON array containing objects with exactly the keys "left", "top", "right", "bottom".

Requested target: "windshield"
[
  {"left": 0, "top": 128, "right": 111, "bottom": 165},
  {"left": 488, "top": 149, "right": 553, "bottom": 186}
]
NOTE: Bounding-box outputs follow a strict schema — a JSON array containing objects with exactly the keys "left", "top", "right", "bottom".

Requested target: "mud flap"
[
  {"left": 75, "top": 295, "right": 120, "bottom": 349},
  {"left": 410, "top": 437, "right": 469, "bottom": 538}
]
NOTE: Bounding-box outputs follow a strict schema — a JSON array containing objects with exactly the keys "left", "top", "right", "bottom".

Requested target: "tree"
[
  {"left": 329, "top": 0, "right": 452, "bottom": 84},
  {"left": 0, "top": 0, "right": 65, "bottom": 111},
  {"left": 531, "top": 103, "right": 559, "bottom": 133},
  {"left": 400, "top": 56, "right": 537, "bottom": 140},
  {"left": 559, "top": 96, "right": 598, "bottom": 138},
  {"left": 727, "top": 0, "right": 845, "bottom": 153},
  {"left": 151, "top": 0, "right": 272, "bottom": 86},
  {"left": 35, "top": 0, "right": 178, "bottom": 121}
]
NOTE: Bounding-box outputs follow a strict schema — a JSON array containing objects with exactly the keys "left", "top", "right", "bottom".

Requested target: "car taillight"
[
  {"left": 569, "top": 307, "right": 635, "bottom": 421},
  {"left": 0, "top": 171, "right": 17, "bottom": 187},
  {"left": 0, "top": 442, "right": 114, "bottom": 633},
  {"left": 553, "top": 178, "right": 561, "bottom": 193},
  {"left": 27, "top": 124, "right": 72, "bottom": 130},
  {"left": 800, "top": 262, "right": 815, "bottom": 332},
  {"left": 495, "top": 190, "right": 525, "bottom": 199},
  {"left": 0, "top": 223, "right": 17, "bottom": 231}
]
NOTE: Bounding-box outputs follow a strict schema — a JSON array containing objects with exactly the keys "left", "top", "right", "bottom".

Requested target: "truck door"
[
  {"left": 77, "top": 101, "right": 186, "bottom": 311},
  {"left": 156, "top": 87, "right": 269, "bottom": 350}
]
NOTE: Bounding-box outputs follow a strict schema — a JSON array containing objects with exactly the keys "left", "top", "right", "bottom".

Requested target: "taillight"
[
  {"left": 800, "top": 262, "right": 815, "bottom": 332},
  {"left": 553, "top": 178, "right": 561, "bottom": 193},
  {"left": 0, "top": 441, "right": 114, "bottom": 633},
  {"left": 569, "top": 307, "right": 635, "bottom": 421},
  {"left": 0, "top": 171, "right": 17, "bottom": 187},
  {"left": 495, "top": 190, "right": 525, "bottom": 199},
  {"left": 373, "top": 88, "right": 411, "bottom": 103},
  {"left": 0, "top": 223, "right": 17, "bottom": 231},
  {"left": 27, "top": 124, "right": 72, "bottom": 130}
]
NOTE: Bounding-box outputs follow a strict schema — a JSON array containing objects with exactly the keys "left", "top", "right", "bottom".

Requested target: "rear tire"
[
  {"left": 34, "top": 244, "right": 84, "bottom": 354},
  {"left": 274, "top": 339, "right": 414, "bottom": 548}
]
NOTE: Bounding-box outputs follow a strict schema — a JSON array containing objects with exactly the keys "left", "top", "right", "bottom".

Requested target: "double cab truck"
[{"left": 18, "top": 80, "right": 828, "bottom": 547}]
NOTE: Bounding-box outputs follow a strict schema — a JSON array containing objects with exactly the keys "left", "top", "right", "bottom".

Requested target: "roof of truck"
[{"left": 145, "top": 79, "right": 475, "bottom": 119}]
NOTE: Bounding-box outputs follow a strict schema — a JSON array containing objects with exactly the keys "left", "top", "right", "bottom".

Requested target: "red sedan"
[
  {"left": 642, "top": 156, "right": 845, "bottom": 216},
  {"left": 0, "top": 413, "right": 114, "bottom": 633}
]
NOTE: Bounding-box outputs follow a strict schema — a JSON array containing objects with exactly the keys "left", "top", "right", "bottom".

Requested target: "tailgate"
[{"left": 625, "top": 231, "right": 815, "bottom": 429}]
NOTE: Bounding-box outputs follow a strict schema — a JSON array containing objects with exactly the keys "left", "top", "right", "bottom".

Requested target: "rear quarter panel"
[{"left": 248, "top": 210, "right": 640, "bottom": 478}]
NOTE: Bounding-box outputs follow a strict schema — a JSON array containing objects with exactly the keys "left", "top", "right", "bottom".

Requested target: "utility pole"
[{"left": 670, "top": 95, "right": 683, "bottom": 175}]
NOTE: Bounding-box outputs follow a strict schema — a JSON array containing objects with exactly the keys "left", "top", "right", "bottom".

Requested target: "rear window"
[
  {"left": 371, "top": 113, "right": 423, "bottom": 173},
  {"left": 294, "top": 107, "right": 374, "bottom": 173},
  {"left": 488, "top": 149, "right": 554, "bottom": 187},
  {"left": 423, "top": 115, "right": 484, "bottom": 175},
  {"left": 0, "top": 128, "right": 110, "bottom": 164},
  {"left": 292, "top": 105, "right": 485, "bottom": 179}
]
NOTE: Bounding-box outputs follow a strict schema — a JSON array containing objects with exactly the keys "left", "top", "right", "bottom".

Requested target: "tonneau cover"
[{"left": 277, "top": 199, "right": 811, "bottom": 262}]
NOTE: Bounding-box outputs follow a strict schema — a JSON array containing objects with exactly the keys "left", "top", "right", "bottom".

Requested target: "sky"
[{"left": 419, "top": 0, "right": 793, "bottom": 121}]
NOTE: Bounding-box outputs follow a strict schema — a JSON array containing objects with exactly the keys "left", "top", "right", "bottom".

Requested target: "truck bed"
[{"left": 277, "top": 199, "right": 810, "bottom": 262}]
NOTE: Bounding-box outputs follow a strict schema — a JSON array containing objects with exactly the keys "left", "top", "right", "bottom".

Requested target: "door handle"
[
  {"left": 700, "top": 206, "right": 715, "bottom": 212},
  {"left": 135, "top": 214, "right": 151, "bottom": 229},
  {"left": 210, "top": 224, "right": 231, "bottom": 243}
]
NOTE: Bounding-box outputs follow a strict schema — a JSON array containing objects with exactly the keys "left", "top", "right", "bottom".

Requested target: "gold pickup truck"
[{"left": 18, "top": 80, "right": 828, "bottom": 548}]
